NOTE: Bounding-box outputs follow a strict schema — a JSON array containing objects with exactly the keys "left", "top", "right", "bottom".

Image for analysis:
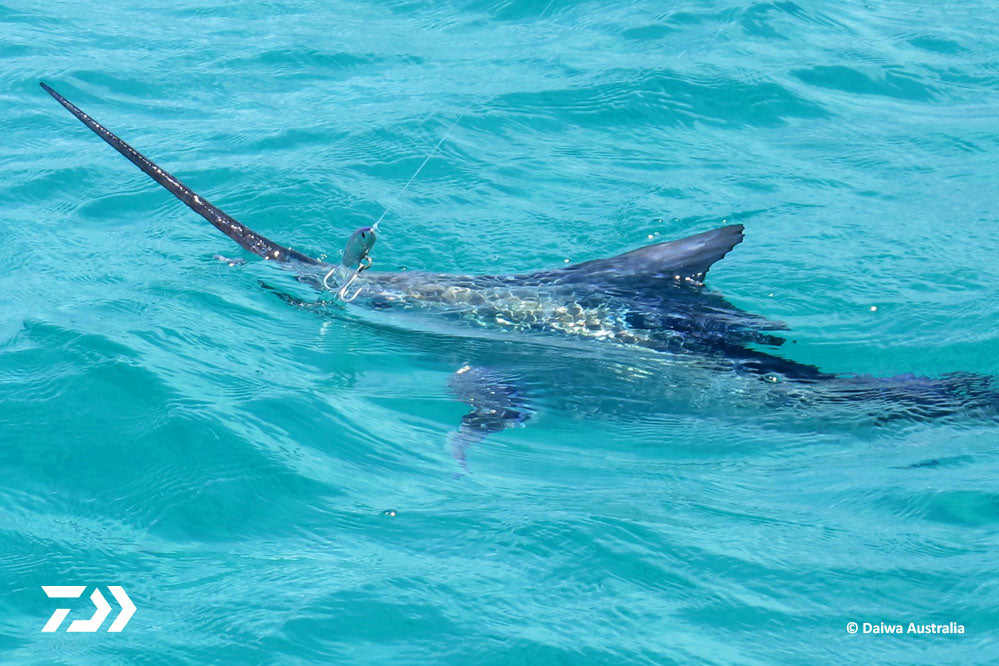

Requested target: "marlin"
[{"left": 41, "top": 82, "right": 998, "bottom": 469}]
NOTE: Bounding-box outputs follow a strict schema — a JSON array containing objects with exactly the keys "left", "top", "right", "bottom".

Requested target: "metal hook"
[
  {"left": 337, "top": 270, "right": 362, "bottom": 302},
  {"left": 330, "top": 255, "right": 372, "bottom": 303},
  {"left": 322, "top": 265, "right": 337, "bottom": 292}
]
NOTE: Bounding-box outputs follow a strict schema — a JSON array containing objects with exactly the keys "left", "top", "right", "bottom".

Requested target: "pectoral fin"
[{"left": 447, "top": 365, "right": 530, "bottom": 474}]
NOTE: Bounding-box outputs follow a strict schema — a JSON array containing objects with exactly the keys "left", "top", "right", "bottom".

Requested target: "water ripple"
[{"left": 1, "top": 0, "right": 998, "bottom": 662}]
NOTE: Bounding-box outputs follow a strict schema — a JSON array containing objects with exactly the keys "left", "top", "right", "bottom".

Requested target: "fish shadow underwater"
[{"left": 41, "top": 82, "right": 999, "bottom": 473}]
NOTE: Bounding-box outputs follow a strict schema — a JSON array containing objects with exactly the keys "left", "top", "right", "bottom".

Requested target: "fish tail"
[{"left": 834, "top": 371, "right": 999, "bottom": 422}]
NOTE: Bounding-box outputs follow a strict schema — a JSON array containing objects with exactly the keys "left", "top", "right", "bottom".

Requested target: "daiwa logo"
[{"left": 41, "top": 586, "right": 135, "bottom": 632}]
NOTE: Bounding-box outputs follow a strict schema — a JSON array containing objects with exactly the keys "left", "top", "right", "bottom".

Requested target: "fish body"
[{"left": 40, "top": 82, "right": 997, "bottom": 473}]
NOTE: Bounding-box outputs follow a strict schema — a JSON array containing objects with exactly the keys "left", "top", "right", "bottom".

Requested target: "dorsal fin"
[{"left": 551, "top": 224, "right": 744, "bottom": 285}]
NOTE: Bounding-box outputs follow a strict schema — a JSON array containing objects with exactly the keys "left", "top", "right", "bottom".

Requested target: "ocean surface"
[{"left": 1, "top": 0, "right": 998, "bottom": 663}]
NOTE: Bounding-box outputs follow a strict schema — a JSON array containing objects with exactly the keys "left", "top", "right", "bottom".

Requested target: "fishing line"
[{"left": 372, "top": 0, "right": 559, "bottom": 233}]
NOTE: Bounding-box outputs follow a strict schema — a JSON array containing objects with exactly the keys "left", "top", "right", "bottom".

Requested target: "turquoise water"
[{"left": 2, "top": 0, "right": 999, "bottom": 662}]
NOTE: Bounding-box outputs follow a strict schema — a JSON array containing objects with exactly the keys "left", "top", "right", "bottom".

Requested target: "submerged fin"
[
  {"left": 447, "top": 365, "right": 530, "bottom": 474},
  {"left": 555, "top": 224, "right": 744, "bottom": 285},
  {"left": 41, "top": 82, "right": 319, "bottom": 265}
]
